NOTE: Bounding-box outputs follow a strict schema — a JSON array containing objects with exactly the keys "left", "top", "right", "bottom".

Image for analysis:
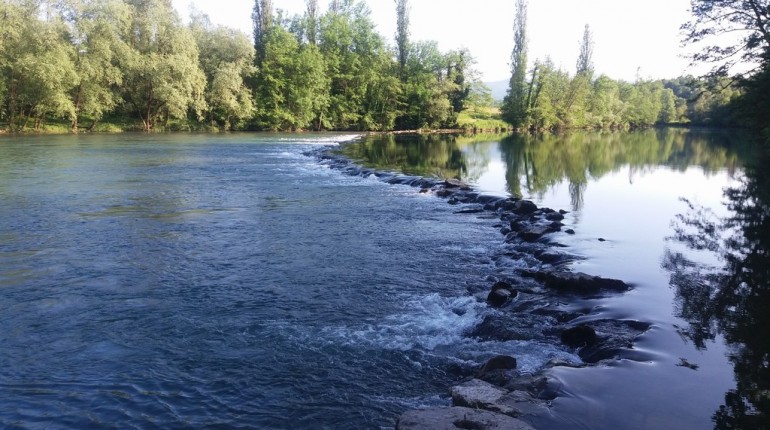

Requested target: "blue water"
[{"left": 0, "top": 134, "right": 579, "bottom": 429}]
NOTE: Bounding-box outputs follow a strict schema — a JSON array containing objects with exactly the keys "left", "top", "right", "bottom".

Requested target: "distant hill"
[{"left": 485, "top": 80, "right": 509, "bottom": 101}]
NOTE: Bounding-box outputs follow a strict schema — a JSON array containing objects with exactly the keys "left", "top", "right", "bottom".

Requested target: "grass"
[{"left": 457, "top": 106, "right": 511, "bottom": 132}]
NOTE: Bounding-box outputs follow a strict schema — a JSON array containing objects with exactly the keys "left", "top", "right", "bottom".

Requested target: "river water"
[{"left": 0, "top": 130, "right": 764, "bottom": 429}]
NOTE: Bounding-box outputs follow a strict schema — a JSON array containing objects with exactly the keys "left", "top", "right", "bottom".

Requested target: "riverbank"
[{"left": 313, "top": 140, "right": 652, "bottom": 429}]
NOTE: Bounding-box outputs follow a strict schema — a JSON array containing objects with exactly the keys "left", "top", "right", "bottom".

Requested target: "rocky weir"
[{"left": 310, "top": 142, "right": 652, "bottom": 430}]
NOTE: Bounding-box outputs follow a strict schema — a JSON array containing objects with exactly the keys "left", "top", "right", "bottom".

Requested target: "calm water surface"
[
  {"left": 1, "top": 130, "right": 766, "bottom": 429},
  {"left": 343, "top": 129, "right": 767, "bottom": 430}
]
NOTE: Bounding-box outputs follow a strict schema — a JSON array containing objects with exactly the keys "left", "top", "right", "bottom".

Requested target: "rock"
[
  {"left": 559, "top": 209, "right": 569, "bottom": 214},
  {"left": 509, "top": 219, "right": 526, "bottom": 232},
  {"left": 395, "top": 407, "right": 535, "bottom": 430},
  {"left": 512, "top": 200, "right": 538, "bottom": 215},
  {"left": 452, "top": 379, "right": 508, "bottom": 410},
  {"left": 561, "top": 325, "right": 598, "bottom": 348},
  {"left": 456, "top": 206, "right": 485, "bottom": 214},
  {"left": 500, "top": 199, "right": 521, "bottom": 211},
  {"left": 444, "top": 178, "right": 472, "bottom": 190},
  {"left": 487, "top": 288, "right": 514, "bottom": 308},
  {"left": 452, "top": 380, "right": 551, "bottom": 420},
  {"left": 565, "top": 229, "right": 576, "bottom": 235},
  {"left": 476, "top": 354, "right": 519, "bottom": 386},
  {"left": 436, "top": 188, "right": 454, "bottom": 198},
  {"left": 535, "top": 251, "right": 573, "bottom": 265},
  {"left": 549, "top": 221, "right": 564, "bottom": 230},
  {"left": 486, "top": 282, "right": 518, "bottom": 308},
  {"left": 518, "top": 225, "right": 553, "bottom": 242},
  {"left": 468, "top": 314, "right": 543, "bottom": 342},
  {"left": 545, "top": 212, "right": 565, "bottom": 221},
  {"left": 576, "top": 319, "right": 652, "bottom": 363},
  {"left": 542, "top": 271, "right": 630, "bottom": 294},
  {"left": 479, "top": 355, "right": 518, "bottom": 373}
]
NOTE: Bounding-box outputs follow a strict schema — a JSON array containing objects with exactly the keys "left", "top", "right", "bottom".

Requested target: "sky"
[{"left": 172, "top": 0, "right": 705, "bottom": 83}]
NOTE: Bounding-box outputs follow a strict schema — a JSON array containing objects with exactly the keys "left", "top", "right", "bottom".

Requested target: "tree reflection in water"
[{"left": 664, "top": 149, "right": 770, "bottom": 429}]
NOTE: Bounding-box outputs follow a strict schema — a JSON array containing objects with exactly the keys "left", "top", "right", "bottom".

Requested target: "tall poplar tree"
[
  {"left": 252, "top": 0, "right": 273, "bottom": 65},
  {"left": 306, "top": 0, "right": 318, "bottom": 45},
  {"left": 501, "top": 0, "right": 528, "bottom": 128},
  {"left": 395, "top": 0, "right": 410, "bottom": 78}
]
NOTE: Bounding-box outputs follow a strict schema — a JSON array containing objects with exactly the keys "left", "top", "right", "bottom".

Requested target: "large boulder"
[{"left": 396, "top": 407, "right": 535, "bottom": 430}]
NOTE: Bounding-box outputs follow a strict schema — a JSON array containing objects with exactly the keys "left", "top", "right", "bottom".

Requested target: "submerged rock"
[
  {"left": 479, "top": 355, "right": 518, "bottom": 374},
  {"left": 396, "top": 407, "right": 535, "bottom": 430},
  {"left": 525, "top": 271, "right": 630, "bottom": 294},
  {"left": 444, "top": 178, "right": 472, "bottom": 190},
  {"left": 576, "top": 319, "right": 652, "bottom": 363},
  {"left": 561, "top": 325, "right": 598, "bottom": 348}
]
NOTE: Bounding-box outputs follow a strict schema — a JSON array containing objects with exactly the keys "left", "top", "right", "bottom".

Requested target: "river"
[{"left": 0, "top": 129, "right": 765, "bottom": 429}]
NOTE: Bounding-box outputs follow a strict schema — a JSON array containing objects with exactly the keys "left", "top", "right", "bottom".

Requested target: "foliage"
[
  {"left": 500, "top": 0, "right": 528, "bottom": 128},
  {"left": 681, "top": 0, "right": 770, "bottom": 78},
  {"left": 191, "top": 13, "right": 256, "bottom": 130},
  {"left": 0, "top": 0, "right": 750, "bottom": 133},
  {"left": 120, "top": 0, "right": 206, "bottom": 132}
]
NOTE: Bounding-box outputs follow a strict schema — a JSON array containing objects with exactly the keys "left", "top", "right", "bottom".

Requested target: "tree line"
[
  {"left": 0, "top": 0, "right": 761, "bottom": 134},
  {"left": 499, "top": 0, "right": 770, "bottom": 133},
  {"left": 0, "top": 0, "right": 481, "bottom": 132},
  {"left": 500, "top": 0, "right": 743, "bottom": 131}
]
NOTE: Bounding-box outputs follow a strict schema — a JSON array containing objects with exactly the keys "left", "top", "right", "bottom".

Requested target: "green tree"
[
  {"left": 0, "top": 0, "right": 77, "bottom": 131},
  {"left": 121, "top": 0, "right": 206, "bottom": 131},
  {"left": 305, "top": 0, "right": 319, "bottom": 45},
  {"left": 191, "top": 13, "right": 256, "bottom": 130},
  {"left": 399, "top": 41, "right": 454, "bottom": 129},
  {"left": 395, "top": 0, "right": 409, "bottom": 78},
  {"left": 319, "top": 1, "right": 394, "bottom": 130},
  {"left": 564, "top": 24, "right": 594, "bottom": 127},
  {"left": 501, "top": 0, "right": 528, "bottom": 128},
  {"left": 253, "top": 25, "right": 327, "bottom": 130},
  {"left": 65, "top": 0, "right": 132, "bottom": 131},
  {"left": 252, "top": 0, "right": 273, "bottom": 66}
]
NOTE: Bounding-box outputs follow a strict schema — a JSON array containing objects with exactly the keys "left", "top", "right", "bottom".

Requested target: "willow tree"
[
  {"left": 191, "top": 13, "right": 256, "bottom": 130},
  {"left": 65, "top": 0, "right": 132, "bottom": 131},
  {"left": 501, "top": 0, "right": 529, "bottom": 128},
  {"left": 0, "top": 0, "right": 78, "bottom": 131},
  {"left": 121, "top": 0, "right": 206, "bottom": 131}
]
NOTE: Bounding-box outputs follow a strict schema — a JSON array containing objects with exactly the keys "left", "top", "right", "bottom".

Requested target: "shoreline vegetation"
[{"left": 0, "top": 0, "right": 751, "bottom": 136}]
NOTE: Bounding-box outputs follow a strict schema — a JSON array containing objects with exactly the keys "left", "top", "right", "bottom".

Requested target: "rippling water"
[{"left": 0, "top": 133, "right": 579, "bottom": 429}]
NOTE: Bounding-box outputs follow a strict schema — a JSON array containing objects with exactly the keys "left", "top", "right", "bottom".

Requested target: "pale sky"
[{"left": 173, "top": 0, "right": 704, "bottom": 82}]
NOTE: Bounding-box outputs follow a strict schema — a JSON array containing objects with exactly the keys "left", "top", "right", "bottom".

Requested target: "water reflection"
[
  {"left": 664, "top": 148, "right": 770, "bottom": 428},
  {"left": 343, "top": 129, "right": 743, "bottom": 211}
]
